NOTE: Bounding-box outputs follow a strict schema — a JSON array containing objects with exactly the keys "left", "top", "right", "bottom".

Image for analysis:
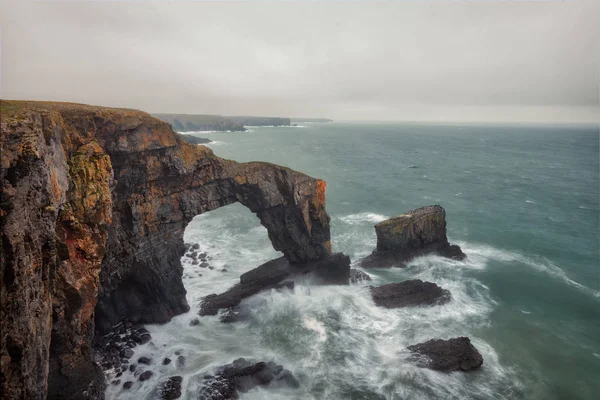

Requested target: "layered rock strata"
[
  {"left": 1, "top": 100, "right": 335, "bottom": 399},
  {"left": 361, "top": 205, "right": 465, "bottom": 268}
]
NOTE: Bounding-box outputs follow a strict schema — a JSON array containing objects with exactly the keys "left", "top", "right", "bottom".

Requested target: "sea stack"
[{"left": 361, "top": 205, "right": 465, "bottom": 268}]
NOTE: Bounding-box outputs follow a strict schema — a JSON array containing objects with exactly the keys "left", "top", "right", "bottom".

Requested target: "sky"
[{"left": 1, "top": 0, "right": 598, "bottom": 123}]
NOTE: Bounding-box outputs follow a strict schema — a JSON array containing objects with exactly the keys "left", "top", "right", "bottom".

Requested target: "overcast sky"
[{"left": 1, "top": 0, "right": 598, "bottom": 123}]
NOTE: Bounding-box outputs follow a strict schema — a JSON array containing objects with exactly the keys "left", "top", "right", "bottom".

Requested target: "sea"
[{"left": 106, "top": 122, "right": 599, "bottom": 400}]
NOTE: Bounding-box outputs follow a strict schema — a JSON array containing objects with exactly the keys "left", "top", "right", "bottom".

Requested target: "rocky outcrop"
[
  {"left": 177, "top": 133, "right": 212, "bottom": 145},
  {"left": 153, "top": 113, "right": 246, "bottom": 132},
  {"left": 199, "top": 253, "right": 350, "bottom": 316},
  {"left": 199, "top": 358, "right": 299, "bottom": 399},
  {"left": 370, "top": 280, "right": 451, "bottom": 308},
  {"left": 406, "top": 337, "right": 483, "bottom": 372},
  {"left": 1, "top": 100, "right": 336, "bottom": 399},
  {"left": 360, "top": 205, "right": 465, "bottom": 268}
]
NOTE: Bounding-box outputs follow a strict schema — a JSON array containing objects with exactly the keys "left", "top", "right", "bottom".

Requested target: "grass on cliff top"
[{"left": 0, "top": 100, "right": 150, "bottom": 123}]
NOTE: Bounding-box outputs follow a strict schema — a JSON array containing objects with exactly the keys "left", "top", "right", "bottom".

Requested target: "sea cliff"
[{"left": 0, "top": 100, "right": 333, "bottom": 399}]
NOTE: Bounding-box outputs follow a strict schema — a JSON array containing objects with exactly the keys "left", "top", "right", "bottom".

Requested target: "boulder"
[
  {"left": 360, "top": 205, "right": 465, "bottom": 268},
  {"left": 407, "top": 337, "right": 483, "bottom": 372},
  {"left": 160, "top": 376, "right": 183, "bottom": 399},
  {"left": 370, "top": 280, "right": 451, "bottom": 308}
]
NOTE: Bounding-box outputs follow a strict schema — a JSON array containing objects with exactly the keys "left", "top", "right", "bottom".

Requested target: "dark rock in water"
[
  {"left": 199, "top": 358, "right": 298, "bottom": 399},
  {"left": 138, "top": 356, "right": 152, "bottom": 365},
  {"left": 189, "top": 318, "right": 200, "bottom": 326},
  {"left": 349, "top": 269, "right": 371, "bottom": 283},
  {"left": 360, "top": 205, "right": 466, "bottom": 268},
  {"left": 138, "top": 333, "right": 152, "bottom": 344},
  {"left": 120, "top": 348, "right": 134, "bottom": 359},
  {"left": 129, "top": 364, "right": 136, "bottom": 372},
  {"left": 163, "top": 358, "right": 172, "bottom": 365},
  {"left": 192, "top": 243, "right": 200, "bottom": 250},
  {"left": 123, "top": 381, "right": 134, "bottom": 389},
  {"left": 407, "top": 337, "right": 483, "bottom": 372},
  {"left": 139, "top": 371, "right": 154, "bottom": 381},
  {"left": 176, "top": 355, "right": 186, "bottom": 369},
  {"left": 199, "top": 254, "right": 350, "bottom": 316},
  {"left": 370, "top": 280, "right": 451, "bottom": 308},
  {"left": 160, "top": 376, "right": 183, "bottom": 399},
  {"left": 111, "top": 379, "right": 121, "bottom": 386},
  {"left": 200, "top": 262, "right": 209, "bottom": 268},
  {"left": 191, "top": 260, "right": 199, "bottom": 265},
  {"left": 190, "top": 251, "right": 198, "bottom": 259}
]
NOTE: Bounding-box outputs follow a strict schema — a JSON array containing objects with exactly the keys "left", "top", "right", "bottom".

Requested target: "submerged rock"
[
  {"left": 139, "top": 370, "right": 154, "bottom": 381},
  {"left": 360, "top": 205, "right": 465, "bottom": 268},
  {"left": 199, "top": 358, "right": 299, "bottom": 399},
  {"left": 370, "top": 280, "right": 451, "bottom": 308},
  {"left": 407, "top": 337, "right": 483, "bottom": 372}
]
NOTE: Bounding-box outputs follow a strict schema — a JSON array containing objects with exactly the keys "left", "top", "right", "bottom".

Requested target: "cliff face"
[{"left": 0, "top": 101, "right": 332, "bottom": 399}]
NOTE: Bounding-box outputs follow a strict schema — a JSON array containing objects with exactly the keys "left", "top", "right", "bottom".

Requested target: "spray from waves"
[
  {"left": 338, "top": 212, "right": 388, "bottom": 225},
  {"left": 202, "top": 140, "right": 228, "bottom": 146}
]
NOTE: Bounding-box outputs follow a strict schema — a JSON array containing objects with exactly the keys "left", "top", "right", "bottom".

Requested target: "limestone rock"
[{"left": 361, "top": 205, "right": 465, "bottom": 268}]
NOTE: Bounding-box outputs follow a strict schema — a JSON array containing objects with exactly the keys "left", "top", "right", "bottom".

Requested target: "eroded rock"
[
  {"left": 407, "top": 337, "right": 483, "bottom": 372},
  {"left": 370, "top": 280, "right": 451, "bottom": 308}
]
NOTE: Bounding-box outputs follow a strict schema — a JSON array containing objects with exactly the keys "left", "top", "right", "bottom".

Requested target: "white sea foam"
[
  {"left": 338, "top": 212, "right": 388, "bottom": 225},
  {"left": 202, "top": 140, "right": 227, "bottom": 147},
  {"left": 106, "top": 209, "right": 534, "bottom": 399}
]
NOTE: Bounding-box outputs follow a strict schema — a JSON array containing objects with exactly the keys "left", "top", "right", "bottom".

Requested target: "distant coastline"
[{"left": 154, "top": 113, "right": 333, "bottom": 132}]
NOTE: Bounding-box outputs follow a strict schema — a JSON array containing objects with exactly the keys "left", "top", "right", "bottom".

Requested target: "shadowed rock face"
[
  {"left": 407, "top": 337, "right": 483, "bottom": 372},
  {"left": 361, "top": 205, "right": 465, "bottom": 268},
  {"left": 0, "top": 101, "right": 333, "bottom": 399},
  {"left": 370, "top": 280, "right": 451, "bottom": 308}
]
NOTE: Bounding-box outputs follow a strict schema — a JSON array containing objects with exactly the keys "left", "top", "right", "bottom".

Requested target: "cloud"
[{"left": 1, "top": 0, "right": 598, "bottom": 122}]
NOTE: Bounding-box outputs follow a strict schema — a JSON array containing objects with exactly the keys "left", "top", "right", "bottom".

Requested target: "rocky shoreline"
[{"left": 1, "top": 100, "right": 481, "bottom": 400}]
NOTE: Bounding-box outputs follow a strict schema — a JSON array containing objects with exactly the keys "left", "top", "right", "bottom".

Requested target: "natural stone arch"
[{"left": 95, "top": 138, "right": 333, "bottom": 334}]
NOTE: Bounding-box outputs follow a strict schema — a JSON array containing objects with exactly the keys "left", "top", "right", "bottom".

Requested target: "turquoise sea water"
[{"left": 108, "top": 123, "right": 599, "bottom": 400}]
